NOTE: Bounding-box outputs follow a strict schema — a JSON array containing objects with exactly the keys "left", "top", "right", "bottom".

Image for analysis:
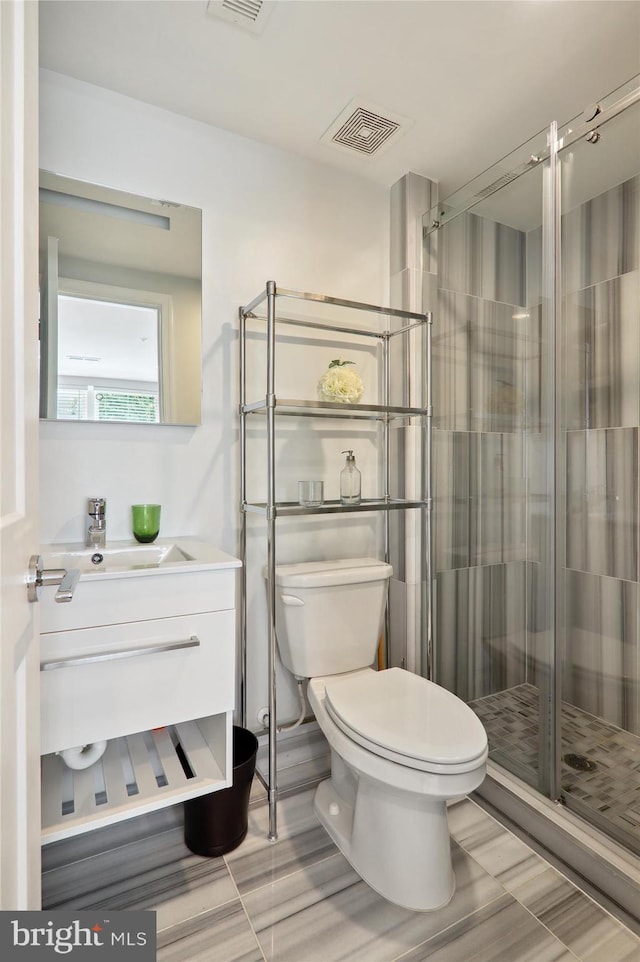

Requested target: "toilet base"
[{"left": 313, "top": 775, "right": 456, "bottom": 912}]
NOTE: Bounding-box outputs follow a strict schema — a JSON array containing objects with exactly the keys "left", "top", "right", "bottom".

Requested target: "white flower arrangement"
[{"left": 317, "top": 359, "right": 364, "bottom": 404}]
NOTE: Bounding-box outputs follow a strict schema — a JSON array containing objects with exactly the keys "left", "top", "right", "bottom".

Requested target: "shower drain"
[{"left": 563, "top": 753, "right": 597, "bottom": 772}]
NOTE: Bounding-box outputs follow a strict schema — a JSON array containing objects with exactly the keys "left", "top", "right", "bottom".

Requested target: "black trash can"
[{"left": 183, "top": 726, "right": 258, "bottom": 857}]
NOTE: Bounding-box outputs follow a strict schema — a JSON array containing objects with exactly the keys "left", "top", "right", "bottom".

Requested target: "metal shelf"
[
  {"left": 243, "top": 498, "right": 430, "bottom": 517},
  {"left": 242, "top": 398, "right": 428, "bottom": 420},
  {"left": 242, "top": 285, "right": 427, "bottom": 332},
  {"left": 239, "top": 281, "right": 433, "bottom": 845}
]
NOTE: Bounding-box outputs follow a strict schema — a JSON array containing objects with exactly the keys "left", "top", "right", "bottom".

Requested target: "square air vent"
[
  {"left": 321, "top": 99, "right": 412, "bottom": 159},
  {"left": 206, "top": 0, "right": 274, "bottom": 35}
]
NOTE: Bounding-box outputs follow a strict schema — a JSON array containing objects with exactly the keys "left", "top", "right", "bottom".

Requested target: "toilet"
[{"left": 273, "top": 558, "right": 488, "bottom": 912}]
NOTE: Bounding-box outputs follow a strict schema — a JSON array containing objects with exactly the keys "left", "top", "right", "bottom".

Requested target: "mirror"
[{"left": 39, "top": 172, "right": 202, "bottom": 425}]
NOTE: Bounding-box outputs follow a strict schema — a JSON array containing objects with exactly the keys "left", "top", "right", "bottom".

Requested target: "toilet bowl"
[
  {"left": 308, "top": 668, "right": 487, "bottom": 911},
  {"left": 272, "top": 559, "right": 488, "bottom": 912}
]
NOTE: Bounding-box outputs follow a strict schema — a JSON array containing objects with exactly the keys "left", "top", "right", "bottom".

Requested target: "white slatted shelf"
[{"left": 41, "top": 719, "right": 228, "bottom": 844}]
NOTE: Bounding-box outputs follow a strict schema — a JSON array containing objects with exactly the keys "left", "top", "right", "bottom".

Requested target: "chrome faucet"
[{"left": 86, "top": 497, "right": 107, "bottom": 548}]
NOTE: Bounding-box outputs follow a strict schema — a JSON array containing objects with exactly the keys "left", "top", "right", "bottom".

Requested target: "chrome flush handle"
[{"left": 27, "top": 555, "right": 81, "bottom": 603}]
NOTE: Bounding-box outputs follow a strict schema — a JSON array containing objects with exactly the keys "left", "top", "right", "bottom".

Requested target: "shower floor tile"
[{"left": 469, "top": 684, "right": 640, "bottom": 850}]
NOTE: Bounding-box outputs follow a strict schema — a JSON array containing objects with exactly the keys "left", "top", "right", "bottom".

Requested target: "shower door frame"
[{"left": 543, "top": 118, "right": 563, "bottom": 803}]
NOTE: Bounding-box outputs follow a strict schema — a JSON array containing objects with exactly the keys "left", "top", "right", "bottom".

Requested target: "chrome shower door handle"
[{"left": 27, "top": 555, "right": 81, "bottom": 603}]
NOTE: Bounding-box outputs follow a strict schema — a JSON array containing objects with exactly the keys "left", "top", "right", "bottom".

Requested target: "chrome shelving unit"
[{"left": 239, "top": 281, "right": 432, "bottom": 840}]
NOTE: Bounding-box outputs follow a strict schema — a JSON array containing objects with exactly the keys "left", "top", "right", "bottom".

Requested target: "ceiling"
[{"left": 38, "top": 0, "right": 640, "bottom": 198}]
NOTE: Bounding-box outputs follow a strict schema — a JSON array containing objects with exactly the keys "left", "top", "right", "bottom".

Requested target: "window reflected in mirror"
[{"left": 57, "top": 288, "right": 160, "bottom": 422}]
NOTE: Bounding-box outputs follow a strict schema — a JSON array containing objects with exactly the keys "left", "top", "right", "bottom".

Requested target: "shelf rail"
[{"left": 274, "top": 286, "right": 427, "bottom": 322}]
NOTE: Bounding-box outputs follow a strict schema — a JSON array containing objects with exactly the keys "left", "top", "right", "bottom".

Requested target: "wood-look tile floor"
[{"left": 42, "top": 779, "right": 640, "bottom": 962}]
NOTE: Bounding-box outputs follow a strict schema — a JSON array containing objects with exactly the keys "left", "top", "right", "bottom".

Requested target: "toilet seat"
[{"left": 323, "top": 668, "right": 488, "bottom": 775}]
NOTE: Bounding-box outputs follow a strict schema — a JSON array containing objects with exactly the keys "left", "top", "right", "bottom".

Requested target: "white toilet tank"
[{"left": 271, "top": 558, "right": 393, "bottom": 678}]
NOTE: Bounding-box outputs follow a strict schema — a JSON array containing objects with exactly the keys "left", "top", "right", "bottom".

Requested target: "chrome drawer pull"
[{"left": 40, "top": 635, "right": 201, "bottom": 671}]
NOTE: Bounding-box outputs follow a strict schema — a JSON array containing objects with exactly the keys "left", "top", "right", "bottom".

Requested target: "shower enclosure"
[{"left": 424, "top": 76, "right": 640, "bottom": 863}]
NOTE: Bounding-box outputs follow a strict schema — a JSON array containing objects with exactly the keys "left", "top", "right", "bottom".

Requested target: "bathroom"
[{"left": 2, "top": 0, "right": 640, "bottom": 958}]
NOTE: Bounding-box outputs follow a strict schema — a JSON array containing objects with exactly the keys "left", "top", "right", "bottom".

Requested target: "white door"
[{"left": 0, "top": 0, "right": 41, "bottom": 909}]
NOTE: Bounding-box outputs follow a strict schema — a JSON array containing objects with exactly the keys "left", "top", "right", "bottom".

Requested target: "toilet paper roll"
[{"left": 57, "top": 740, "right": 107, "bottom": 770}]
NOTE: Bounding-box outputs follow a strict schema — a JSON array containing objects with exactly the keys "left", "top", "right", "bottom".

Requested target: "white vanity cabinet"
[{"left": 38, "top": 540, "right": 241, "bottom": 844}]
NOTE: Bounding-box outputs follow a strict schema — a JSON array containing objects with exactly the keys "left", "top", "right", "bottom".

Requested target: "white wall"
[{"left": 39, "top": 70, "right": 390, "bottom": 726}]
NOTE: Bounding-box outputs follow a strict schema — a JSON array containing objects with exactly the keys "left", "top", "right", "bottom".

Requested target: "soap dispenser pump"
[{"left": 340, "top": 450, "right": 361, "bottom": 505}]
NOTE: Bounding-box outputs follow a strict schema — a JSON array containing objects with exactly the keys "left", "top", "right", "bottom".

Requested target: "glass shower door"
[
  {"left": 428, "top": 136, "right": 558, "bottom": 795},
  {"left": 427, "top": 74, "right": 640, "bottom": 855},
  {"left": 558, "top": 95, "right": 640, "bottom": 853}
]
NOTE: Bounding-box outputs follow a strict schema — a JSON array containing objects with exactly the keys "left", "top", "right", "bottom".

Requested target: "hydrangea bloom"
[{"left": 317, "top": 359, "right": 364, "bottom": 403}]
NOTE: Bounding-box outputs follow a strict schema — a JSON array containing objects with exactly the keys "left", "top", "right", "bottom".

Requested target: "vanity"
[
  {"left": 38, "top": 538, "right": 240, "bottom": 844},
  {"left": 35, "top": 172, "right": 233, "bottom": 844}
]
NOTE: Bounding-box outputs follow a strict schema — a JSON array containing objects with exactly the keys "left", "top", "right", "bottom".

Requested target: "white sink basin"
[
  {"left": 45, "top": 542, "right": 193, "bottom": 574},
  {"left": 39, "top": 538, "right": 240, "bottom": 580}
]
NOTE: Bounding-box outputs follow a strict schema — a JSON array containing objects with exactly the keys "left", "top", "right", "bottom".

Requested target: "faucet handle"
[{"left": 87, "top": 497, "right": 106, "bottom": 517}]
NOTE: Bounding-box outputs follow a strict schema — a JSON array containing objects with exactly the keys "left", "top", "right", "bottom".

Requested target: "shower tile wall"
[
  {"left": 563, "top": 176, "right": 639, "bottom": 295},
  {"left": 566, "top": 427, "right": 638, "bottom": 582},
  {"left": 562, "top": 174, "right": 640, "bottom": 735},
  {"left": 435, "top": 430, "right": 526, "bottom": 570},
  {"left": 437, "top": 209, "right": 526, "bottom": 306},
  {"left": 565, "top": 271, "right": 639, "bottom": 431},
  {"left": 564, "top": 569, "right": 639, "bottom": 735},
  {"left": 431, "top": 212, "right": 533, "bottom": 702},
  {"left": 436, "top": 561, "right": 528, "bottom": 701},
  {"left": 389, "top": 172, "right": 438, "bottom": 673}
]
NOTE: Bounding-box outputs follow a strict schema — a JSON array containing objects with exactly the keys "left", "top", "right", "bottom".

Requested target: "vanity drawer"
[
  {"left": 40, "top": 567, "right": 237, "bottom": 633},
  {"left": 40, "top": 611, "right": 235, "bottom": 755}
]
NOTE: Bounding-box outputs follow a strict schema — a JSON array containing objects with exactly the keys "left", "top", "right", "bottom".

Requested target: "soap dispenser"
[{"left": 340, "top": 450, "right": 361, "bottom": 505}]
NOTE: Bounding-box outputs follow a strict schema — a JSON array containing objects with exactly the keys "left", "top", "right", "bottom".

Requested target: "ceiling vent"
[
  {"left": 321, "top": 100, "right": 412, "bottom": 158},
  {"left": 206, "top": 0, "right": 274, "bottom": 35}
]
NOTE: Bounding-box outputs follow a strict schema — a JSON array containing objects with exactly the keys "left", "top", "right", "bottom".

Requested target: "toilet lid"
[{"left": 324, "top": 668, "right": 487, "bottom": 767}]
